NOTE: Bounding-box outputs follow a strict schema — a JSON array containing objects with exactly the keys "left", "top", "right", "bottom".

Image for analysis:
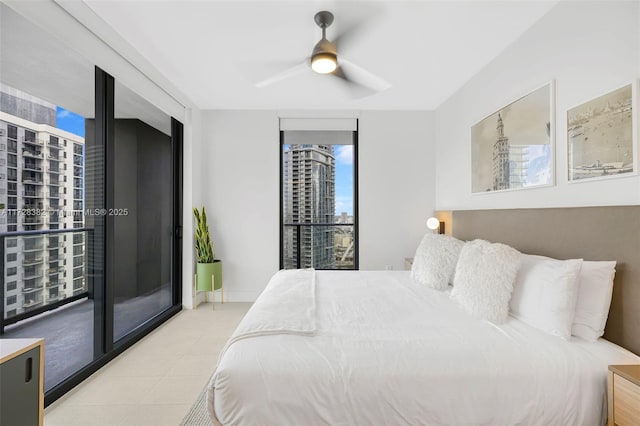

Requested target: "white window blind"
[{"left": 279, "top": 118, "right": 357, "bottom": 131}]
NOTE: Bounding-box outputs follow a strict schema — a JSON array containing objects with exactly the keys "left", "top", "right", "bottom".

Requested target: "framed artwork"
[
  {"left": 471, "top": 83, "right": 554, "bottom": 194},
  {"left": 567, "top": 83, "right": 636, "bottom": 182}
]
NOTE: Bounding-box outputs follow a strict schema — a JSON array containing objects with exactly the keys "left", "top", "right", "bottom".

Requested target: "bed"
[{"left": 207, "top": 206, "right": 640, "bottom": 425}]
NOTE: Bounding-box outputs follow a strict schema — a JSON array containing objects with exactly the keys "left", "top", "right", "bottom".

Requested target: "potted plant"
[{"left": 193, "top": 206, "right": 223, "bottom": 304}]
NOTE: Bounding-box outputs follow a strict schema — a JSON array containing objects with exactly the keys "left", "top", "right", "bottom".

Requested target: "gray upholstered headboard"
[{"left": 444, "top": 206, "right": 640, "bottom": 356}]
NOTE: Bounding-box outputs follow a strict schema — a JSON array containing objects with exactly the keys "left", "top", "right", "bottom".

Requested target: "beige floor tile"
[
  {"left": 166, "top": 354, "right": 217, "bottom": 377},
  {"left": 116, "top": 404, "right": 192, "bottom": 426},
  {"left": 142, "top": 376, "right": 209, "bottom": 405},
  {"left": 44, "top": 302, "right": 251, "bottom": 424},
  {"left": 44, "top": 404, "right": 127, "bottom": 425},
  {"left": 137, "top": 333, "right": 201, "bottom": 356},
  {"left": 99, "top": 353, "right": 175, "bottom": 377},
  {"left": 62, "top": 376, "right": 161, "bottom": 405}
]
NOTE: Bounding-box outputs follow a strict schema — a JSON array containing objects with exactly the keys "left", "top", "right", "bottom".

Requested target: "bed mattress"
[{"left": 208, "top": 270, "right": 639, "bottom": 425}]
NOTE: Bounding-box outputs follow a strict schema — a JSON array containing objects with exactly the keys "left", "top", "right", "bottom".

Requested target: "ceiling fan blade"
[
  {"left": 336, "top": 57, "right": 391, "bottom": 93},
  {"left": 331, "top": 65, "right": 376, "bottom": 98},
  {"left": 332, "top": 8, "right": 382, "bottom": 52},
  {"left": 255, "top": 61, "right": 309, "bottom": 88}
]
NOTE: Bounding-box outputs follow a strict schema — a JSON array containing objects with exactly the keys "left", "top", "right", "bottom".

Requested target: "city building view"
[
  {"left": 0, "top": 83, "right": 85, "bottom": 322},
  {"left": 282, "top": 141, "right": 355, "bottom": 269}
]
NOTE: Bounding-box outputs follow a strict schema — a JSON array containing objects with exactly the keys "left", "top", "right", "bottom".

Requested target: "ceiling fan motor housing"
[
  {"left": 311, "top": 11, "right": 337, "bottom": 73},
  {"left": 312, "top": 38, "right": 337, "bottom": 60}
]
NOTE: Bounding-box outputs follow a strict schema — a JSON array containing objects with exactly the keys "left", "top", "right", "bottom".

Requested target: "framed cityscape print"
[
  {"left": 471, "top": 82, "right": 554, "bottom": 194},
  {"left": 567, "top": 83, "right": 636, "bottom": 182}
]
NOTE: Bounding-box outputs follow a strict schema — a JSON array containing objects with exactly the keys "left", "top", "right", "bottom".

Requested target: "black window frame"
[{"left": 278, "top": 123, "right": 359, "bottom": 270}]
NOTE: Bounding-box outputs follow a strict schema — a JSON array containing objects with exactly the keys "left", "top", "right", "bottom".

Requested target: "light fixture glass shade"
[
  {"left": 426, "top": 217, "right": 440, "bottom": 230},
  {"left": 311, "top": 53, "right": 337, "bottom": 74}
]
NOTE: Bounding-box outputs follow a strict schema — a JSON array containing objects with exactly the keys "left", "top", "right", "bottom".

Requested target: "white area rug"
[{"left": 180, "top": 386, "right": 212, "bottom": 426}]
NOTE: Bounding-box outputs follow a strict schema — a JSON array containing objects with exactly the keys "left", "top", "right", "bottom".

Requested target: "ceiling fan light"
[{"left": 311, "top": 52, "right": 337, "bottom": 74}]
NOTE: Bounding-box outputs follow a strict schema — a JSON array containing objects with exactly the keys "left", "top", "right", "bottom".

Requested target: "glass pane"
[
  {"left": 0, "top": 3, "right": 98, "bottom": 391},
  {"left": 113, "top": 81, "right": 172, "bottom": 342},
  {"left": 282, "top": 131, "right": 355, "bottom": 269}
]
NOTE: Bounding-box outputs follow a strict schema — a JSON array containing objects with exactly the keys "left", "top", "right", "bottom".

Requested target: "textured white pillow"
[
  {"left": 510, "top": 254, "right": 583, "bottom": 339},
  {"left": 410, "top": 233, "right": 465, "bottom": 290},
  {"left": 451, "top": 240, "right": 521, "bottom": 324},
  {"left": 571, "top": 261, "right": 616, "bottom": 342}
]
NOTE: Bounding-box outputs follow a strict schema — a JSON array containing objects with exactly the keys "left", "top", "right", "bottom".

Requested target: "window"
[
  {"left": 73, "top": 278, "right": 84, "bottom": 290},
  {"left": 280, "top": 119, "right": 358, "bottom": 270},
  {"left": 7, "top": 295, "right": 17, "bottom": 305},
  {"left": 7, "top": 281, "right": 17, "bottom": 291},
  {"left": 7, "top": 238, "right": 17, "bottom": 247},
  {"left": 7, "top": 267, "right": 17, "bottom": 276},
  {"left": 24, "top": 129, "right": 36, "bottom": 142},
  {"left": 7, "top": 125, "right": 17, "bottom": 139},
  {"left": 7, "top": 253, "right": 17, "bottom": 262}
]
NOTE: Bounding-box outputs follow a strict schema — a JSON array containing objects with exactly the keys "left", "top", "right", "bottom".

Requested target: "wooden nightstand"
[
  {"left": 404, "top": 257, "right": 414, "bottom": 271},
  {"left": 608, "top": 364, "right": 640, "bottom": 426},
  {"left": 0, "top": 338, "right": 44, "bottom": 426}
]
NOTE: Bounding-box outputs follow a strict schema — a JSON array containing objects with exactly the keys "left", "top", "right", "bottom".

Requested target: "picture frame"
[
  {"left": 567, "top": 82, "right": 636, "bottom": 183},
  {"left": 471, "top": 82, "right": 554, "bottom": 194}
]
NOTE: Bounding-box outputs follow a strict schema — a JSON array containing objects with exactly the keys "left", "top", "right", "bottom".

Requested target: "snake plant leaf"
[{"left": 193, "top": 206, "right": 215, "bottom": 263}]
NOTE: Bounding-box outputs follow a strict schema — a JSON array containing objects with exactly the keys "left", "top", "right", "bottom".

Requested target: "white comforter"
[{"left": 208, "top": 270, "right": 639, "bottom": 426}]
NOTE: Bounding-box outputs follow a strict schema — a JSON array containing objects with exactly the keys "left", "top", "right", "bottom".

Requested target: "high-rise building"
[
  {"left": 283, "top": 144, "right": 335, "bottom": 269},
  {"left": 493, "top": 114, "right": 510, "bottom": 191},
  {"left": 0, "top": 85, "right": 85, "bottom": 319}
]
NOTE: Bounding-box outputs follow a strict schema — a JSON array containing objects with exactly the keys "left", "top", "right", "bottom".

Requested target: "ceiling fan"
[{"left": 255, "top": 11, "right": 391, "bottom": 96}]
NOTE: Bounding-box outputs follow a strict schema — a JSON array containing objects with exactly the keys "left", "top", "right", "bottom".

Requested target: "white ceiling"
[{"left": 83, "top": 0, "right": 557, "bottom": 110}]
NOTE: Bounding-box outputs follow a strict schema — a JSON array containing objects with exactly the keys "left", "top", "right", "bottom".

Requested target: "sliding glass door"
[
  {"left": 112, "top": 81, "right": 174, "bottom": 342},
  {"left": 0, "top": 3, "right": 183, "bottom": 405},
  {"left": 0, "top": 3, "right": 99, "bottom": 393}
]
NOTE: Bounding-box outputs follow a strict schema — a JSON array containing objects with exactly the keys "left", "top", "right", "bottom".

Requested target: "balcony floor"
[{"left": 3, "top": 285, "right": 171, "bottom": 391}]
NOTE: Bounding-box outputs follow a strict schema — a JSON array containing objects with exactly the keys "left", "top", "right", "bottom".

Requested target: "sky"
[
  {"left": 334, "top": 145, "right": 353, "bottom": 216},
  {"left": 56, "top": 106, "right": 85, "bottom": 138}
]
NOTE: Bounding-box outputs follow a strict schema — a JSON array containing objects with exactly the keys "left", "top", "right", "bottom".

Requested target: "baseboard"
[{"left": 184, "top": 289, "right": 258, "bottom": 308}]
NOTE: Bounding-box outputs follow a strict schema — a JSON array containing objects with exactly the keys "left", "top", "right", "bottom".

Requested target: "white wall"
[
  {"left": 199, "top": 110, "right": 435, "bottom": 301},
  {"left": 358, "top": 111, "right": 435, "bottom": 270},
  {"left": 435, "top": 1, "right": 640, "bottom": 210},
  {"left": 182, "top": 108, "right": 202, "bottom": 308}
]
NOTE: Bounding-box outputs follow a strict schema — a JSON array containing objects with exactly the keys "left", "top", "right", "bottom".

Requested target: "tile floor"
[{"left": 44, "top": 302, "right": 252, "bottom": 426}]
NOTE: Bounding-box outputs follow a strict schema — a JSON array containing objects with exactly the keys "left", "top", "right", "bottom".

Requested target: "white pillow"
[
  {"left": 571, "top": 261, "right": 616, "bottom": 342},
  {"left": 510, "top": 254, "right": 583, "bottom": 339},
  {"left": 451, "top": 239, "right": 521, "bottom": 324},
  {"left": 410, "top": 233, "right": 465, "bottom": 290}
]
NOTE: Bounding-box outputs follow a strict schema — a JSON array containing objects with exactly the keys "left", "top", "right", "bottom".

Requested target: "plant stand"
[{"left": 193, "top": 272, "right": 224, "bottom": 310}]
